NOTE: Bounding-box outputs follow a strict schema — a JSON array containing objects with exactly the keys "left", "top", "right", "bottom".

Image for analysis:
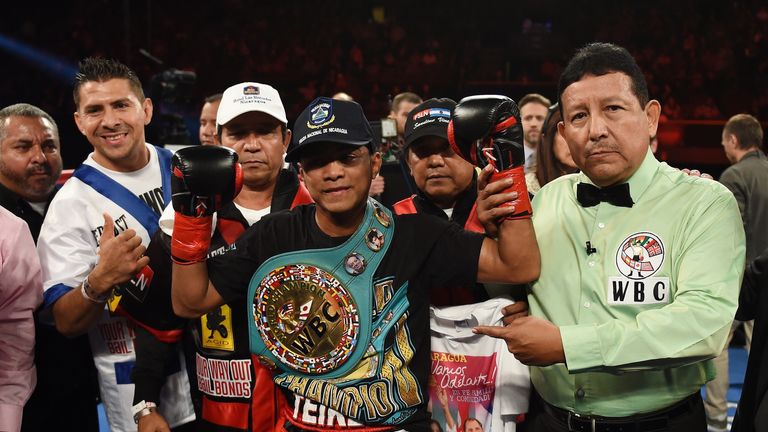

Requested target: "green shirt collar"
[{"left": 574, "top": 148, "right": 659, "bottom": 204}]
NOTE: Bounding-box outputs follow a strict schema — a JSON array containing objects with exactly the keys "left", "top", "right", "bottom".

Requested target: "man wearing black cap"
[
  {"left": 395, "top": 98, "right": 514, "bottom": 305},
  {"left": 168, "top": 96, "right": 539, "bottom": 431},
  {"left": 397, "top": 98, "right": 476, "bottom": 217}
]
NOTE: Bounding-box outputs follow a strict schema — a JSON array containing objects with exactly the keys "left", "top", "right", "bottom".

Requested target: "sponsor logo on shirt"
[
  {"left": 289, "top": 395, "right": 363, "bottom": 428},
  {"left": 91, "top": 213, "right": 130, "bottom": 243},
  {"left": 196, "top": 354, "right": 252, "bottom": 398},
  {"left": 609, "top": 231, "right": 670, "bottom": 305},
  {"left": 138, "top": 187, "right": 165, "bottom": 216},
  {"left": 201, "top": 304, "right": 235, "bottom": 352},
  {"left": 123, "top": 265, "right": 155, "bottom": 303},
  {"left": 98, "top": 319, "right": 135, "bottom": 355}
]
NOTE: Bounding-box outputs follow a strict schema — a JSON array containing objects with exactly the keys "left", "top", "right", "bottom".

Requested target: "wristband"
[
  {"left": 81, "top": 276, "right": 109, "bottom": 303},
  {"left": 491, "top": 165, "right": 532, "bottom": 220},
  {"left": 171, "top": 213, "right": 213, "bottom": 264},
  {"left": 132, "top": 400, "right": 158, "bottom": 424}
]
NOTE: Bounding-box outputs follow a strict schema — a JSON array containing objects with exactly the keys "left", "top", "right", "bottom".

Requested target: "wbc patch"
[
  {"left": 253, "top": 264, "right": 360, "bottom": 374},
  {"left": 608, "top": 231, "right": 670, "bottom": 305}
]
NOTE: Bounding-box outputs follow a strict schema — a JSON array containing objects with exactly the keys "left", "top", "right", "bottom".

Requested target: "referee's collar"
[{"left": 574, "top": 148, "right": 659, "bottom": 205}]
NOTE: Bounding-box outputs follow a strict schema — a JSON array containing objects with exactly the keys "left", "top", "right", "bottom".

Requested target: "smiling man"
[
  {"left": 475, "top": 43, "right": 745, "bottom": 431},
  {"left": 169, "top": 97, "right": 539, "bottom": 431},
  {"left": 36, "top": 58, "right": 194, "bottom": 432}
]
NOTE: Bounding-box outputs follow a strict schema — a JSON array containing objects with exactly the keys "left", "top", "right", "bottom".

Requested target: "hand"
[
  {"left": 501, "top": 300, "right": 529, "bottom": 325},
  {"left": 476, "top": 165, "right": 519, "bottom": 236},
  {"left": 474, "top": 316, "right": 564, "bottom": 366},
  {"left": 436, "top": 386, "right": 449, "bottom": 406},
  {"left": 449, "top": 95, "right": 524, "bottom": 171},
  {"left": 450, "top": 95, "right": 531, "bottom": 220},
  {"left": 171, "top": 145, "right": 242, "bottom": 217},
  {"left": 171, "top": 146, "right": 242, "bottom": 264},
  {"left": 138, "top": 411, "right": 171, "bottom": 432},
  {"left": 369, "top": 175, "right": 385, "bottom": 196},
  {"left": 90, "top": 213, "right": 149, "bottom": 295},
  {"left": 680, "top": 168, "right": 713, "bottom": 180}
]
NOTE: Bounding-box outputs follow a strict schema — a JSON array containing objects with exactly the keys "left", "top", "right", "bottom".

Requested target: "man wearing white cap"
[{"left": 121, "top": 82, "right": 312, "bottom": 432}]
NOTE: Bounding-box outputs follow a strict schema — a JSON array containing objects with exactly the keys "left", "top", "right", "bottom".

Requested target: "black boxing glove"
[
  {"left": 448, "top": 95, "right": 531, "bottom": 219},
  {"left": 171, "top": 146, "right": 243, "bottom": 264}
]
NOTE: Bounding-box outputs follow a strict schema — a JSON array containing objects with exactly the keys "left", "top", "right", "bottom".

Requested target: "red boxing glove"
[
  {"left": 448, "top": 95, "right": 531, "bottom": 219},
  {"left": 170, "top": 146, "right": 242, "bottom": 264}
]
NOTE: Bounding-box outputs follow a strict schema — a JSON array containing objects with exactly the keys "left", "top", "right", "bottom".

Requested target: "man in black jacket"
[
  {"left": 0, "top": 103, "right": 62, "bottom": 238},
  {"left": 394, "top": 98, "right": 527, "bottom": 307},
  {"left": 732, "top": 249, "right": 768, "bottom": 432},
  {"left": 707, "top": 113, "right": 768, "bottom": 431},
  {"left": 394, "top": 98, "right": 485, "bottom": 305}
]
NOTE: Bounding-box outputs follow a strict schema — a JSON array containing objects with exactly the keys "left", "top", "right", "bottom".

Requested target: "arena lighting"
[{"left": 0, "top": 34, "right": 77, "bottom": 83}]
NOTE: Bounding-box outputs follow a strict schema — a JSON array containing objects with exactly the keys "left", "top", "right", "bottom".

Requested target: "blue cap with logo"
[{"left": 286, "top": 97, "right": 375, "bottom": 162}]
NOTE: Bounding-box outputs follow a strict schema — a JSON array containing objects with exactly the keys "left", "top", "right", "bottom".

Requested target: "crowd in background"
[
  {"left": 2, "top": 3, "right": 768, "bottom": 431},
  {"left": 1, "top": 0, "right": 768, "bottom": 167}
]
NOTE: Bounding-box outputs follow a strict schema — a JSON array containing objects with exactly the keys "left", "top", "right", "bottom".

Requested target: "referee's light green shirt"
[{"left": 529, "top": 149, "right": 745, "bottom": 416}]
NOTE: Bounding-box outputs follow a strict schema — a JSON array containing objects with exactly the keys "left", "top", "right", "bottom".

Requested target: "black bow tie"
[{"left": 576, "top": 182, "right": 634, "bottom": 208}]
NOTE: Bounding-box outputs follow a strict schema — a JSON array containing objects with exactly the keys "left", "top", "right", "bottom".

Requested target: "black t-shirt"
[
  {"left": 122, "top": 169, "right": 308, "bottom": 431},
  {"left": 208, "top": 204, "right": 485, "bottom": 431}
]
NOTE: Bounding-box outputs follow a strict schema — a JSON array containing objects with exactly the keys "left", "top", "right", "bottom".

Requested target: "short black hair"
[
  {"left": 204, "top": 93, "right": 223, "bottom": 104},
  {"left": 73, "top": 57, "right": 145, "bottom": 109},
  {"left": 0, "top": 103, "right": 59, "bottom": 142},
  {"left": 558, "top": 42, "right": 649, "bottom": 109}
]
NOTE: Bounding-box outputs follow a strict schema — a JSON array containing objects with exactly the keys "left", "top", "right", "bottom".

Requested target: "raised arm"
[
  {"left": 476, "top": 166, "right": 540, "bottom": 284},
  {"left": 447, "top": 95, "right": 540, "bottom": 285},
  {"left": 169, "top": 146, "right": 240, "bottom": 318}
]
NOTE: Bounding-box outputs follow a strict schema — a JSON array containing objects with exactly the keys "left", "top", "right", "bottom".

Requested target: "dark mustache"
[
  {"left": 586, "top": 143, "right": 619, "bottom": 156},
  {"left": 27, "top": 163, "right": 53, "bottom": 176}
]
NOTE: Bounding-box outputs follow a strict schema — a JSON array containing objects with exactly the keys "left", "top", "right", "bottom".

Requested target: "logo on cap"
[
  {"left": 308, "top": 99, "right": 335, "bottom": 129},
  {"left": 413, "top": 108, "right": 450, "bottom": 121},
  {"left": 412, "top": 108, "right": 450, "bottom": 121},
  {"left": 243, "top": 85, "right": 260, "bottom": 95}
]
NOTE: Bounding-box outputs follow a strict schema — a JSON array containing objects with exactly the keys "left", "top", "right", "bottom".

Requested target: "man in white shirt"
[{"left": 37, "top": 57, "right": 194, "bottom": 432}]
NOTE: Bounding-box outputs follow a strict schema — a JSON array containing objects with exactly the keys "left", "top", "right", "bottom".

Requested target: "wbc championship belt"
[{"left": 247, "top": 199, "right": 395, "bottom": 379}]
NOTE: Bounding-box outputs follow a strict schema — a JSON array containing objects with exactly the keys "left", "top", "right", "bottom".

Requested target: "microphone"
[{"left": 585, "top": 241, "right": 597, "bottom": 255}]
